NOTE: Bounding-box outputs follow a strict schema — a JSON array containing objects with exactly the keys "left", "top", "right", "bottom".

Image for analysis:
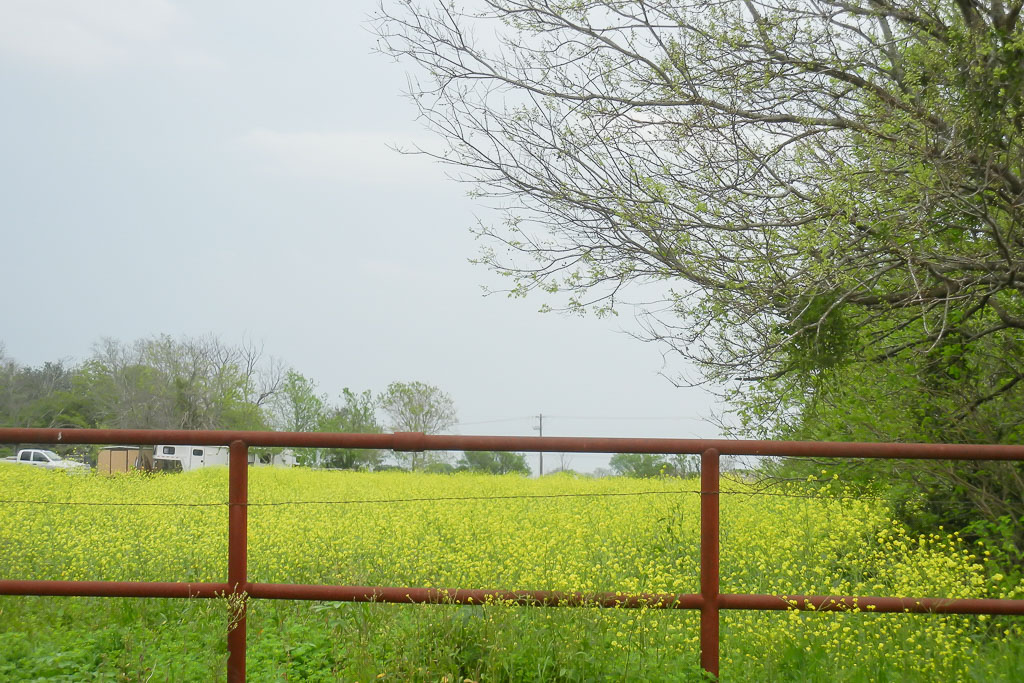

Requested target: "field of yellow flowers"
[{"left": 0, "top": 463, "right": 1021, "bottom": 681}]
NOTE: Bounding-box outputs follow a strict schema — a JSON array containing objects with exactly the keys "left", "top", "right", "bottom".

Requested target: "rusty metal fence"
[{"left": 1, "top": 427, "right": 1023, "bottom": 680}]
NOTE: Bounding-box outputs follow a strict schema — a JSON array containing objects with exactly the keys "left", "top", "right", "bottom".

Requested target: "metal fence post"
[
  {"left": 700, "top": 448, "right": 721, "bottom": 678},
  {"left": 228, "top": 440, "right": 248, "bottom": 683}
]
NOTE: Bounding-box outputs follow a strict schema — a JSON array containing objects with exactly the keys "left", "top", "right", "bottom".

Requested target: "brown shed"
[{"left": 97, "top": 446, "right": 154, "bottom": 474}]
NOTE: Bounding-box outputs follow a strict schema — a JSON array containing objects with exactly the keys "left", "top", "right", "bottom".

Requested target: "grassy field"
[{"left": 0, "top": 464, "right": 1021, "bottom": 681}]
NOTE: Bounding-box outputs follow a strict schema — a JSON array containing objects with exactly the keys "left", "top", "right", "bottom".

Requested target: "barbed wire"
[
  {"left": 0, "top": 487, "right": 981, "bottom": 508},
  {"left": 0, "top": 500, "right": 224, "bottom": 507},
  {"left": 0, "top": 490, "right": 694, "bottom": 507}
]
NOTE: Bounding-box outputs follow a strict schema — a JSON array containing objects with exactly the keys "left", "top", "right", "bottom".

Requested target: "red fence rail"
[{"left": 2, "top": 427, "right": 1024, "bottom": 680}]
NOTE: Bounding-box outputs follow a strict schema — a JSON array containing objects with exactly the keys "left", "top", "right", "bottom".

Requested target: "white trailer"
[
  {"left": 153, "top": 444, "right": 229, "bottom": 473},
  {"left": 248, "top": 449, "right": 298, "bottom": 468}
]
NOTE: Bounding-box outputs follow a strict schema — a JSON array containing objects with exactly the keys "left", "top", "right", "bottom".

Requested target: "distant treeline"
[{"left": 0, "top": 335, "right": 527, "bottom": 473}]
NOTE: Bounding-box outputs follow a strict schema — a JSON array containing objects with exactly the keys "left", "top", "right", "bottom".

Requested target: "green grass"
[
  {"left": 3, "top": 597, "right": 1021, "bottom": 681},
  {"left": 0, "top": 597, "right": 224, "bottom": 681}
]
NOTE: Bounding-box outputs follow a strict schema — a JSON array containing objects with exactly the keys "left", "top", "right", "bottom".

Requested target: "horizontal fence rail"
[
  {"left": 7, "top": 426, "right": 1024, "bottom": 458},
  {"left": 2, "top": 427, "right": 1023, "bottom": 680}
]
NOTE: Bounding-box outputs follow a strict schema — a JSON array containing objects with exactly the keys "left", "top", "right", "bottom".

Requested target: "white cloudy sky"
[{"left": 0, "top": 0, "right": 725, "bottom": 472}]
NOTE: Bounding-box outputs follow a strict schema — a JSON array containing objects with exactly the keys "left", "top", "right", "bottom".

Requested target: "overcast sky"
[{"left": 0, "top": 0, "right": 726, "bottom": 473}]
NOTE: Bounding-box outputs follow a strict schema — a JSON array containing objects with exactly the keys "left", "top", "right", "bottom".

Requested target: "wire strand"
[
  {"left": 0, "top": 488, "right": 981, "bottom": 508},
  {"left": 0, "top": 490, "right": 694, "bottom": 507}
]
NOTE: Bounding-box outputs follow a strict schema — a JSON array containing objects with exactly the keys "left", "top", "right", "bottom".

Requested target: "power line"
[
  {"left": 545, "top": 415, "right": 707, "bottom": 422},
  {"left": 453, "top": 416, "right": 534, "bottom": 427},
  {"left": 453, "top": 415, "right": 707, "bottom": 427}
]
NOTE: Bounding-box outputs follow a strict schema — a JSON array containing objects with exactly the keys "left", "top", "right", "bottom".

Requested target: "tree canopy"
[
  {"left": 377, "top": 0, "right": 1024, "bottom": 425},
  {"left": 78, "top": 335, "right": 281, "bottom": 431},
  {"left": 609, "top": 452, "right": 700, "bottom": 477},
  {"left": 457, "top": 450, "right": 531, "bottom": 474},
  {"left": 609, "top": 453, "right": 668, "bottom": 479}
]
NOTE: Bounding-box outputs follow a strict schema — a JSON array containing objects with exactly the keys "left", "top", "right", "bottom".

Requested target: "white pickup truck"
[{"left": 3, "top": 448, "right": 88, "bottom": 470}]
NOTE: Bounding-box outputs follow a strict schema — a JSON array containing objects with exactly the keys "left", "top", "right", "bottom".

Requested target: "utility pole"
[{"left": 534, "top": 413, "right": 543, "bottom": 477}]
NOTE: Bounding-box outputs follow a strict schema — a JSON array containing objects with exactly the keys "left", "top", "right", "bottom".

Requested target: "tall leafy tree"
[
  {"left": 273, "top": 370, "right": 327, "bottom": 433},
  {"left": 269, "top": 369, "right": 330, "bottom": 466},
  {"left": 319, "top": 388, "right": 385, "bottom": 470},
  {"left": 378, "top": 381, "right": 457, "bottom": 470},
  {"left": 378, "top": 1, "right": 1024, "bottom": 544},
  {"left": 377, "top": 1, "right": 1024, "bottom": 393}
]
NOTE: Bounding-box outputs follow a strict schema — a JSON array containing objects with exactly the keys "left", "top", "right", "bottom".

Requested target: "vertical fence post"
[
  {"left": 700, "top": 448, "right": 721, "bottom": 678},
  {"left": 228, "top": 440, "right": 248, "bottom": 683}
]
